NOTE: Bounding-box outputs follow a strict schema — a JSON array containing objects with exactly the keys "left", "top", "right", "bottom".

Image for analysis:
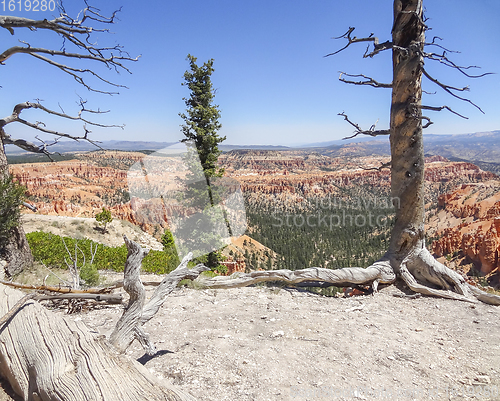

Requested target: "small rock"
[
  {"left": 271, "top": 330, "right": 284, "bottom": 338},
  {"left": 353, "top": 390, "right": 367, "bottom": 400},
  {"left": 475, "top": 375, "right": 491, "bottom": 384}
]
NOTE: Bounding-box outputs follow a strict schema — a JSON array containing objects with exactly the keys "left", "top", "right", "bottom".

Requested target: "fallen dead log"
[
  {"left": 104, "top": 279, "right": 163, "bottom": 289},
  {"left": 34, "top": 293, "right": 123, "bottom": 304},
  {"left": 0, "top": 236, "right": 205, "bottom": 400},
  {"left": 0, "top": 279, "right": 112, "bottom": 294},
  {"left": 109, "top": 236, "right": 209, "bottom": 355}
]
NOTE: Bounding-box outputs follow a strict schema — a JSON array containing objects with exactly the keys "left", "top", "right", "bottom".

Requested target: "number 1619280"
[{"left": 2, "top": 0, "right": 56, "bottom": 12}]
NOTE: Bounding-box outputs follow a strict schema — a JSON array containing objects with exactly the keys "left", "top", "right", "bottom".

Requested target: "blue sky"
[{"left": 1, "top": 0, "right": 499, "bottom": 146}]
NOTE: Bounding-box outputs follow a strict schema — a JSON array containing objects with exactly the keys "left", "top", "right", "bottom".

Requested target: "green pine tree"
[
  {"left": 179, "top": 54, "right": 227, "bottom": 269},
  {"left": 179, "top": 54, "right": 225, "bottom": 178},
  {"left": 95, "top": 207, "right": 113, "bottom": 233}
]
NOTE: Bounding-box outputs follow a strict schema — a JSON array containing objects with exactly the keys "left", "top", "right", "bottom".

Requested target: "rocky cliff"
[
  {"left": 10, "top": 150, "right": 499, "bottom": 272},
  {"left": 430, "top": 182, "right": 500, "bottom": 280}
]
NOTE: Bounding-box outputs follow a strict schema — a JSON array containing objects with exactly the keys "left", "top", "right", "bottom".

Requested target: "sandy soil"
[{"left": 4, "top": 281, "right": 499, "bottom": 401}]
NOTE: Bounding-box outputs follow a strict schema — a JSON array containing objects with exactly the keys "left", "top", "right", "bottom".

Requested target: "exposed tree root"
[
  {"left": 196, "top": 248, "right": 500, "bottom": 306},
  {"left": 195, "top": 258, "right": 396, "bottom": 290}
]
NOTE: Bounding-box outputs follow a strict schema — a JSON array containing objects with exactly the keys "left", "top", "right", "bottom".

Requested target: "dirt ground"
[{"left": 3, "top": 280, "right": 499, "bottom": 401}]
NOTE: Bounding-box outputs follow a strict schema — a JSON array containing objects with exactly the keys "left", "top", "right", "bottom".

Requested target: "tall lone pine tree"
[
  {"left": 196, "top": 0, "right": 500, "bottom": 306},
  {"left": 179, "top": 54, "right": 227, "bottom": 269}
]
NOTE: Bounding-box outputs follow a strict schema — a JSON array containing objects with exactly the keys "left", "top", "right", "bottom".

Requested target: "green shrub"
[
  {"left": 95, "top": 207, "right": 113, "bottom": 231},
  {"left": 27, "top": 231, "right": 181, "bottom": 275},
  {"left": 0, "top": 174, "right": 25, "bottom": 247},
  {"left": 80, "top": 263, "right": 100, "bottom": 286},
  {"left": 142, "top": 249, "right": 179, "bottom": 275}
]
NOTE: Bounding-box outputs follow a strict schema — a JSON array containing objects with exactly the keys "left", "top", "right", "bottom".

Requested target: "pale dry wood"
[
  {"left": 0, "top": 285, "right": 197, "bottom": 401},
  {"left": 401, "top": 248, "right": 500, "bottom": 305},
  {"left": 195, "top": 258, "right": 396, "bottom": 290},
  {"left": 0, "top": 280, "right": 112, "bottom": 294},
  {"left": 109, "top": 236, "right": 209, "bottom": 355},
  {"left": 34, "top": 293, "right": 122, "bottom": 304}
]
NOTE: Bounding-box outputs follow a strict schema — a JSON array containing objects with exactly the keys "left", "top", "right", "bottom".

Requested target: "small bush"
[
  {"left": 95, "top": 207, "right": 113, "bottom": 231},
  {"left": 0, "top": 174, "right": 25, "bottom": 247},
  {"left": 80, "top": 263, "right": 100, "bottom": 286},
  {"left": 27, "top": 231, "right": 181, "bottom": 274}
]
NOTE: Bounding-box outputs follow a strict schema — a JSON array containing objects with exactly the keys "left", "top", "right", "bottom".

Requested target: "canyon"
[
  {"left": 429, "top": 182, "right": 500, "bottom": 284},
  {"left": 9, "top": 149, "right": 500, "bottom": 285}
]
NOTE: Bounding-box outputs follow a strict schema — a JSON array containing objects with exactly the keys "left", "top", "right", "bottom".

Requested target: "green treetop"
[
  {"left": 179, "top": 54, "right": 225, "bottom": 179},
  {"left": 95, "top": 207, "right": 113, "bottom": 232}
]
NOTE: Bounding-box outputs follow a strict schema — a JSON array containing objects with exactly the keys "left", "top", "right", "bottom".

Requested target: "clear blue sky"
[{"left": 1, "top": 0, "right": 499, "bottom": 146}]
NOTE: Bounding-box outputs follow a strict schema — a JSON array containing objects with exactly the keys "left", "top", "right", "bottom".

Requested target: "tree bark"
[
  {"left": 0, "top": 130, "right": 33, "bottom": 276},
  {"left": 109, "top": 237, "right": 209, "bottom": 355},
  {"left": 0, "top": 237, "right": 206, "bottom": 401},
  {"left": 0, "top": 286, "right": 197, "bottom": 401},
  {"left": 388, "top": 0, "right": 426, "bottom": 264}
]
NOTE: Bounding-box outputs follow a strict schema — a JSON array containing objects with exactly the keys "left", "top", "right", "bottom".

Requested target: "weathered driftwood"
[
  {"left": 0, "top": 279, "right": 113, "bottom": 294},
  {"left": 0, "top": 286, "right": 196, "bottom": 401},
  {"left": 105, "top": 279, "right": 164, "bottom": 289},
  {"left": 0, "top": 236, "right": 206, "bottom": 401},
  {"left": 109, "top": 236, "right": 209, "bottom": 355},
  {"left": 34, "top": 293, "right": 123, "bottom": 304},
  {"left": 196, "top": 258, "right": 396, "bottom": 290},
  {"left": 195, "top": 249, "right": 500, "bottom": 305}
]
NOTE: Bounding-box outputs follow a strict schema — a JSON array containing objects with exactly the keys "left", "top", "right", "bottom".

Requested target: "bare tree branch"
[
  {"left": 422, "top": 68, "right": 484, "bottom": 113},
  {"left": 424, "top": 36, "right": 460, "bottom": 54},
  {"left": 0, "top": 10, "right": 139, "bottom": 95},
  {"left": 325, "top": 27, "right": 392, "bottom": 58},
  {"left": 360, "top": 161, "right": 391, "bottom": 171},
  {"left": 0, "top": 5, "right": 138, "bottom": 159},
  {"left": 27, "top": 52, "right": 129, "bottom": 95},
  {"left": 423, "top": 51, "right": 493, "bottom": 79},
  {"left": 21, "top": 202, "right": 37, "bottom": 212},
  {"left": 338, "top": 72, "right": 392, "bottom": 88},
  {"left": 0, "top": 100, "right": 120, "bottom": 156},
  {"left": 338, "top": 112, "right": 390, "bottom": 139},
  {"left": 420, "top": 104, "right": 468, "bottom": 119},
  {"left": 421, "top": 116, "right": 433, "bottom": 129},
  {"left": 1, "top": 133, "right": 56, "bottom": 161}
]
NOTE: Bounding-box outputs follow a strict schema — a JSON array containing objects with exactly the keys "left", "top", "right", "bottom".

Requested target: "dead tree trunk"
[
  {"left": 385, "top": 0, "right": 481, "bottom": 301},
  {"left": 194, "top": 0, "right": 500, "bottom": 306},
  {"left": 0, "top": 237, "right": 206, "bottom": 400},
  {"left": 0, "top": 131, "right": 33, "bottom": 277}
]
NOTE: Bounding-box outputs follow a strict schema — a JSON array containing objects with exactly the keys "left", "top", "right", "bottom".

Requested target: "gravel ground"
[{"left": 3, "top": 281, "right": 497, "bottom": 401}]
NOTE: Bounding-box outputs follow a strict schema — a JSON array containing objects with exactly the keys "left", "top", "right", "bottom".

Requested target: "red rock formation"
[
  {"left": 11, "top": 151, "right": 499, "bottom": 259},
  {"left": 432, "top": 183, "right": 500, "bottom": 275},
  {"left": 220, "top": 258, "right": 246, "bottom": 275}
]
